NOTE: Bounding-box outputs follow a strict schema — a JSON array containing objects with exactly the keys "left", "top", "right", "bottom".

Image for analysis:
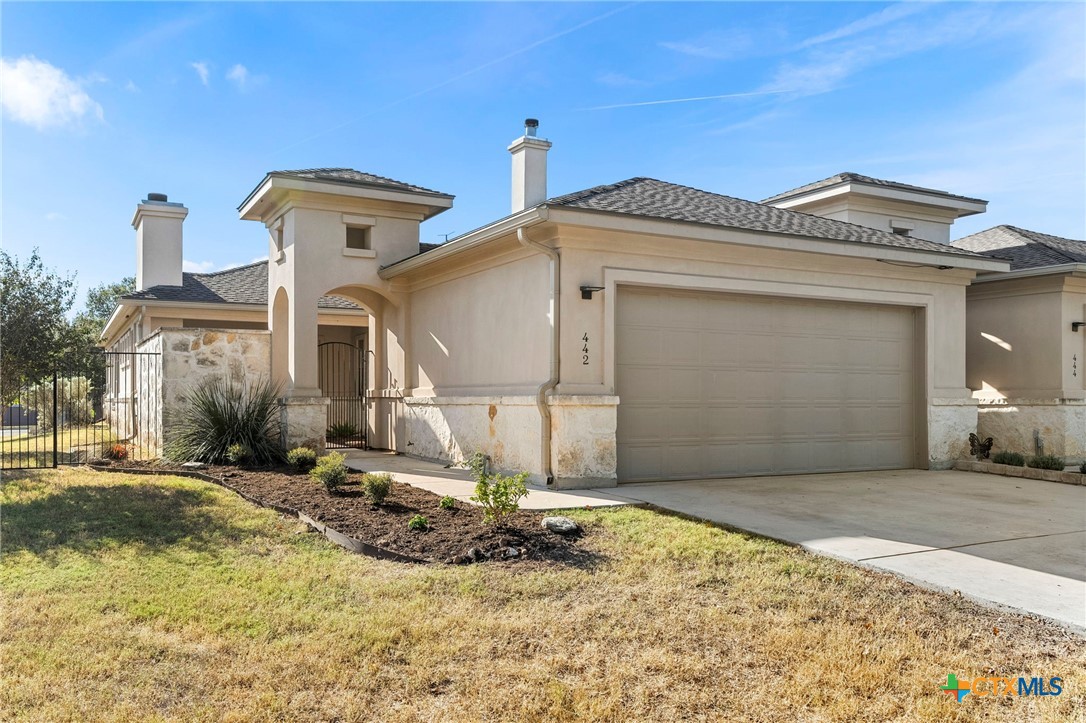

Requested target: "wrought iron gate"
[
  {"left": 318, "top": 341, "right": 367, "bottom": 449},
  {"left": 0, "top": 349, "right": 160, "bottom": 470}
]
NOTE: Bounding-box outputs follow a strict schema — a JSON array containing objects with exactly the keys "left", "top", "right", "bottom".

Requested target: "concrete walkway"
[
  {"left": 342, "top": 451, "right": 628, "bottom": 511},
  {"left": 597, "top": 469, "right": 1086, "bottom": 632}
]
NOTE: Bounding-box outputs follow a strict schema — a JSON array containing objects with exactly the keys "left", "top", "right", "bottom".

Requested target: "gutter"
[
  {"left": 517, "top": 227, "right": 559, "bottom": 486},
  {"left": 971, "top": 263, "right": 1086, "bottom": 283}
]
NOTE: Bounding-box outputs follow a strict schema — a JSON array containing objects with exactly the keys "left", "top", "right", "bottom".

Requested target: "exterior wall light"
[
  {"left": 580, "top": 285, "right": 605, "bottom": 300},
  {"left": 1072, "top": 322, "right": 1085, "bottom": 332}
]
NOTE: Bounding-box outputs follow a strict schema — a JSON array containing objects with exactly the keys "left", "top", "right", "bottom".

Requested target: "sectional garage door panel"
[{"left": 616, "top": 287, "right": 917, "bottom": 482}]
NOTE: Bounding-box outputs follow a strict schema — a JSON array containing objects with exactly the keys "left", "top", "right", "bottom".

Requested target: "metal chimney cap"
[
  {"left": 524, "top": 118, "right": 539, "bottom": 136},
  {"left": 147, "top": 192, "right": 169, "bottom": 202}
]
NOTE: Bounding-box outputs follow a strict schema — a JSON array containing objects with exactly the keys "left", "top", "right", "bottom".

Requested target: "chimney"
[
  {"left": 508, "top": 118, "right": 552, "bottom": 213},
  {"left": 131, "top": 193, "right": 187, "bottom": 290}
]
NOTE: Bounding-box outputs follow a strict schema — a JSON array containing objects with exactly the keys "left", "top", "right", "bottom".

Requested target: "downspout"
[{"left": 517, "top": 226, "right": 559, "bottom": 485}]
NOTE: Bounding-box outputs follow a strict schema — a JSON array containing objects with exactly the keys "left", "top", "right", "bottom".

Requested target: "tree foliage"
[{"left": 0, "top": 249, "right": 77, "bottom": 402}]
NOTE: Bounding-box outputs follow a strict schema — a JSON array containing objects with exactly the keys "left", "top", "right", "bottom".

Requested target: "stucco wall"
[{"left": 134, "top": 333, "right": 163, "bottom": 455}]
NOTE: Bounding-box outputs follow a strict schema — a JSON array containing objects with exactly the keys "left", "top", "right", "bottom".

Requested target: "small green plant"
[
  {"left": 286, "top": 446, "right": 318, "bottom": 473},
  {"left": 467, "top": 452, "right": 529, "bottom": 524},
  {"left": 327, "top": 422, "right": 359, "bottom": 439},
  {"left": 991, "top": 450, "right": 1025, "bottom": 466},
  {"left": 361, "top": 472, "right": 393, "bottom": 504},
  {"left": 1026, "top": 454, "right": 1065, "bottom": 471},
  {"left": 408, "top": 514, "right": 428, "bottom": 531},
  {"left": 225, "top": 442, "right": 252, "bottom": 466},
  {"left": 439, "top": 495, "right": 456, "bottom": 510},
  {"left": 105, "top": 443, "right": 129, "bottom": 461},
  {"left": 310, "top": 452, "right": 348, "bottom": 492}
]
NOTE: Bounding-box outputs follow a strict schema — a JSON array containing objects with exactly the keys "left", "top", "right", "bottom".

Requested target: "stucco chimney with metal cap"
[
  {"left": 508, "top": 118, "right": 552, "bottom": 213},
  {"left": 132, "top": 192, "right": 188, "bottom": 290}
]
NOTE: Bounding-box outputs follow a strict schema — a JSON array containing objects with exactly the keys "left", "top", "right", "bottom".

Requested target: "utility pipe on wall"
[{"left": 517, "top": 227, "right": 559, "bottom": 485}]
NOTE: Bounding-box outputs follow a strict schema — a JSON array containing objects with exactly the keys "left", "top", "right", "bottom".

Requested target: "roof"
[
  {"left": 267, "top": 168, "right": 450, "bottom": 197},
  {"left": 950, "top": 225, "right": 1086, "bottom": 270},
  {"left": 761, "top": 172, "right": 986, "bottom": 205},
  {"left": 544, "top": 177, "right": 987, "bottom": 258},
  {"left": 121, "top": 261, "right": 362, "bottom": 310}
]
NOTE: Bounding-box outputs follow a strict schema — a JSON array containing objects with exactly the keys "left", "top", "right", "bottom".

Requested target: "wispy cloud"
[
  {"left": 275, "top": 3, "right": 636, "bottom": 154},
  {"left": 796, "top": 3, "right": 929, "bottom": 49},
  {"left": 45, "top": 212, "right": 67, "bottom": 222},
  {"left": 190, "top": 61, "right": 210, "bottom": 86},
  {"left": 659, "top": 28, "right": 759, "bottom": 61},
  {"left": 0, "top": 56, "right": 104, "bottom": 130},
  {"left": 182, "top": 259, "right": 219, "bottom": 273},
  {"left": 581, "top": 88, "right": 792, "bottom": 111},
  {"left": 124, "top": 80, "right": 140, "bottom": 93},
  {"left": 596, "top": 71, "right": 646, "bottom": 88},
  {"left": 226, "top": 63, "right": 248, "bottom": 88}
]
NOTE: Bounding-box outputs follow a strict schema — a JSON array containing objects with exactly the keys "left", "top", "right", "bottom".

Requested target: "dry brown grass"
[{"left": 2, "top": 468, "right": 1083, "bottom": 722}]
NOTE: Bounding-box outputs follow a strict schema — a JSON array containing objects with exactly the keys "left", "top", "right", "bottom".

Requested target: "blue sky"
[{"left": 2, "top": 2, "right": 1083, "bottom": 308}]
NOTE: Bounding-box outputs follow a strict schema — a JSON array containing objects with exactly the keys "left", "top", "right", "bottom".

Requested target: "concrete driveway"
[{"left": 598, "top": 470, "right": 1086, "bottom": 631}]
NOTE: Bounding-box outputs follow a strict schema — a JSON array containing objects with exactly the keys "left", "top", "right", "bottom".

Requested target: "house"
[
  {"left": 102, "top": 120, "right": 1009, "bottom": 487},
  {"left": 949, "top": 226, "right": 1086, "bottom": 461}
]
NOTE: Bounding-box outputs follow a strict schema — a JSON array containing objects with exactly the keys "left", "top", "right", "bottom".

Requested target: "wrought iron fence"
[
  {"left": 0, "top": 350, "right": 160, "bottom": 470},
  {"left": 318, "top": 341, "right": 367, "bottom": 449}
]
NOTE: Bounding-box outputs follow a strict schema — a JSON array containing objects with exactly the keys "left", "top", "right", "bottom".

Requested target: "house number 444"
[{"left": 582, "top": 333, "right": 590, "bottom": 365}]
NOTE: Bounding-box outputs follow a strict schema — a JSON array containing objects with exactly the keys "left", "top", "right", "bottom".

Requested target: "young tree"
[{"left": 0, "top": 249, "right": 77, "bottom": 403}]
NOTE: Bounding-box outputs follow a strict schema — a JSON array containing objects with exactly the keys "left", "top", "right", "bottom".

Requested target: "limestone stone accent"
[
  {"left": 158, "top": 328, "right": 272, "bottom": 454},
  {"left": 403, "top": 396, "right": 542, "bottom": 478},
  {"left": 977, "top": 399, "right": 1086, "bottom": 462},
  {"left": 549, "top": 395, "right": 618, "bottom": 489},
  {"left": 928, "top": 399, "right": 979, "bottom": 469},
  {"left": 280, "top": 396, "right": 330, "bottom": 452},
  {"left": 953, "top": 459, "right": 1086, "bottom": 486},
  {"left": 134, "top": 333, "right": 163, "bottom": 454}
]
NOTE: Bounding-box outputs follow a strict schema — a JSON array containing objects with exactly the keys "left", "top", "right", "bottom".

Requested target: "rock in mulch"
[{"left": 542, "top": 516, "right": 580, "bottom": 535}]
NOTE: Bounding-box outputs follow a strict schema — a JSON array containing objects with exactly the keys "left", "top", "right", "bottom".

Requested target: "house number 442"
[{"left": 582, "top": 333, "right": 590, "bottom": 365}]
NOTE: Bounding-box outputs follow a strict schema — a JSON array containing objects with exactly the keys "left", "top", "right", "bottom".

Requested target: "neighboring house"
[
  {"left": 950, "top": 226, "right": 1086, "bottom": 461},
  {"left": 102, "top": 121, "right": 1010, "bottom": 487}
]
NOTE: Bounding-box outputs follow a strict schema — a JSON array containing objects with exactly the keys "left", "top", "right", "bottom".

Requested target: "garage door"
[{"left": 616, "top": 287, "right": 918, "bottom": 482}]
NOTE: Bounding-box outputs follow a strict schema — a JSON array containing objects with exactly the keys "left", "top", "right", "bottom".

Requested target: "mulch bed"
[{"left": 99, "top": 460, "right": 595, "bottom": 567}]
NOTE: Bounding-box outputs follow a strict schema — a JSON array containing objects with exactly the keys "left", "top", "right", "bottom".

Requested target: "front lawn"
[{"left": 2, "top": 468, "right": 1082, "bottom": 721}]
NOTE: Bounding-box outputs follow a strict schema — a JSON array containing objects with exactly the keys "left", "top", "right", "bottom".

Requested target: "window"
[
  {"left": 892, "top": 227, "right": 912, "bottom": 236},
  {"left": 346, "top": 225, "right": 371, "bottom": 250}
]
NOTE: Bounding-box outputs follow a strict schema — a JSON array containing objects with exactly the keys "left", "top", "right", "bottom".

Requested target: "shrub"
[
  {"left": 1080, "top": 462, "right": 1086, "bottom": 475},
  {"left": 226, "top": 442, "right": 252, "bottom": 466},
  {"left": 286, "top": 446, "right": 318, "bottom": 473},
  {"left": 165, "top": 376, "right": 284, "bottom": 465},
  {"left": 310, "top": 452, "right": 348, "bottom": 492},
  {"left": 408, "top": 514, "right": 429, "bottom": 531},
  {"left": 467, "top": 452, "right": 529, "bottom": 524},
  {"left": 991, "top": 451, "right": 1025, "bottom": 466},
  {"left": 1027, "top": 454, "right": 1065, "bottom": 471},
  {"left": 327, "top": 422, "right": 359, "bottom": 439},
  {"left": 361, "top": 472, "right": 393, "bottom": 504},
  {"left": 439, "top": 495, "right": 456, "bottom": 510},
  {"left": 105, "top": 443, "right": 128, "bottom": 461}
]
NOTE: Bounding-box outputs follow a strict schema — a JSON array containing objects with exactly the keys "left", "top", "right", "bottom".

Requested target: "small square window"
[
  {"left": 346, "top": 225, "right": 371, "bottom": 250},
  {"left": 892, "top": 227, "right": 912, "bottom": 236}
]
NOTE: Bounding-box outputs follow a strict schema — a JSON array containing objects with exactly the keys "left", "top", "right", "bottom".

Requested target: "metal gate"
[
  {"left": 0, "top": 349, "right": 160, "bottom": 470},
  {"left": 318, "top": 341, "right": 367, "bottom": 449}
]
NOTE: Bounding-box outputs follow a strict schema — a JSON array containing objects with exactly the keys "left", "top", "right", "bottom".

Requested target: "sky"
[{"left": 2, "top": 1, "right": 1084, "bottom": 309}]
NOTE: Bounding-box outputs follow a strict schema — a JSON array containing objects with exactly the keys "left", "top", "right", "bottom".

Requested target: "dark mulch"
[{"left": 100, "top": 460, "right": 596, "bottom": 567}]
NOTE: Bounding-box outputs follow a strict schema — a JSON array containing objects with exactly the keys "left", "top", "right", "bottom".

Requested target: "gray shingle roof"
[
  {"left": 270, "top": 168, "right": 450, "bottom": 197},
  {"left": 761, "top": 172, "right": 986, "bottom": 205},
  {"left": 547, "top": 177, "right": 985, "bottom": 257},
  {"left": 950, "top": 225, "right": 1086, "bottom": 270},
  {"left": 122, "top": 261, "right": 361, "bottom": 310}
]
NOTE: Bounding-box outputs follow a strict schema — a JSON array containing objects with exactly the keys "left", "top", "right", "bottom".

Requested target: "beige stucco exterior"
[{"left": 965, "top": 268, "right": 1086, "bottom": 460}]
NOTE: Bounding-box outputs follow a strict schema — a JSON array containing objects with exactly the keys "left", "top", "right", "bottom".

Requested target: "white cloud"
[
  {"left": 226, "top": 64, "right": 249, "bottom": 89},
  {"left": 596, "top": 71, "right": 645, "bottom": 88},
  {"left": 182, "top": 259, "right": 219, "bottom": 273},
  {"left": 796, "top": 3, "right": 928, "bottom": 49},
  {"left": 124, "top": 80, "right": 140, "bottom": 93},
  {"left": 659, "top": 28, "right": 758, "bottom": 61},
  {"left": 0, "top": 56, "right": 104, "bottom": 130},
  {"left": 250, "top": 255, "right": 269, "bottom": 264},
  {"left": 190, "top": 61, "right": 210, "bottom": 86}
]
